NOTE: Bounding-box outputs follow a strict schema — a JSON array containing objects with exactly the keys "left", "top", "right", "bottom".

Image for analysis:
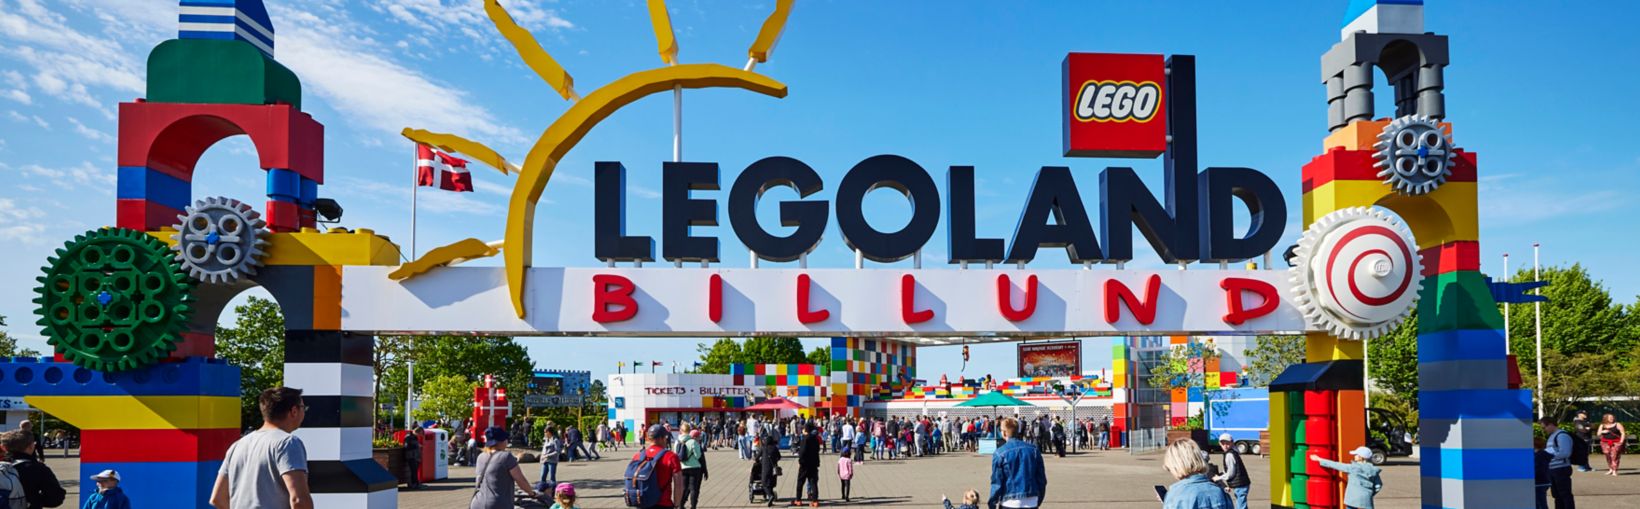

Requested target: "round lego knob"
[{"left": 1288, "top": 207, "right": 1421, "bottom": 340}]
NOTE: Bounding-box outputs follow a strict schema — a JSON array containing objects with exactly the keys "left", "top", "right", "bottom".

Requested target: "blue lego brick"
[
  {"left": 1418, "top": 329, "right": 1508, "bottom": 363},
  {"left": 1186, "top": 386, "right": 1203, "bottom": 402},
  {"left": 178, "top": 1, "right": 274, "bottom": 56},
  {"left": 117, "top": 166, "right": 191, "bottom": 211},
  {"left": 80, "top": 460, "right": 221, "bottom": 509},
  {"left": 729, "top": 364, "right": 744, "bottom": 375},
  {"left": 0, "top": 357, "right": 239, "bottom": 397},
  {"left": 299, "top": 177, "right": 318, "bottom": 207},
  {"left": 266, "top": 168, "right": 300, "bottom": 202},
  {"left": 1420, "top": 389, "right": 1533, "bottom": 421},
  {"left": 831, "top": 337, "right": 847, "bottom": 348},
  {"left": 607, "top": 408, "right": 615, "bottom": 419},
  {"left": 1419, "top": 446, "right": 1534, "bottom": 480},
  {"left": 797, "top": 386, "right": 813, "bottom": 397}
]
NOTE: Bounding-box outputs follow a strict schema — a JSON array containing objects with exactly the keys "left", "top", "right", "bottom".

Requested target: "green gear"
[{"left": 32, "top": 228, "right": 195, "bottom": 372}]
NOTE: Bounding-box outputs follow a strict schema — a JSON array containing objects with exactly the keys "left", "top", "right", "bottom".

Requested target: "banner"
[{"left": 1018, "top": 341, "right": 1081, "bottom": 377}]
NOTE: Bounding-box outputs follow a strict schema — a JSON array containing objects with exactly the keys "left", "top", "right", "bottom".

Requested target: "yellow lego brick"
[
  {"left": 1305, "top": 331, "right": 1364, "bottom": 362},
  {"left": 1268, "top": 391, "right": 1292, "bottom": 507},
  {"left": 797, "top": 375, "right": 813, "bottom": 386},
  {"left": 263, "top": 228, "right": 402, "bottom": 266},
  {"left": 26, "top": 395, "right": 238, "bottom": 430},
  {"left": 1206, "top": 372, "right": 1221, "bottom": 389},
  {"left": 1303, "top": 180, "right": 1478, "bottom": 249},
  {"left": 1324, "top": 118, "right": 1453, "bottom": 152}
]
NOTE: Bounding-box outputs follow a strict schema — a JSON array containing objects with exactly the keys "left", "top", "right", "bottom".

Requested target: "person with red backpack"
[{"left": 625, "top": 424, "right": 683, "bottom": 509}]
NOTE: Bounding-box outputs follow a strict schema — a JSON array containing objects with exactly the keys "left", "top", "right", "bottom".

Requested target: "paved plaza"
[
  {"left": 34, "top": 446, "right": 1640, "bottom": 508},
  {"left": 378, "top": 446, "right": 1628, "bottom": 509}
]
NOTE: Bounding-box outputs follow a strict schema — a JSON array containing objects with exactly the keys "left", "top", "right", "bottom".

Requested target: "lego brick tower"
[{"left": 1269, "top": 2, "right": 1535, "bottom": 508}]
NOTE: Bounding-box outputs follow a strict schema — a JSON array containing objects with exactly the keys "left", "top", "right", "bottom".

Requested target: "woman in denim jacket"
[
  {"left": 1161, "top": 440, "right": 1231, "bottom": 509},
  {"left": 987, "top": 418, "right": 1047, "bottom": 509}
]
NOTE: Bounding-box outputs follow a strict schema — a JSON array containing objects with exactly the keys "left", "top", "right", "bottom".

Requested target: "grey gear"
[
  {"left": 171, "top": 197, "right": 270, "bottom": 284},
  {"left": 1373, "top": 115, "right": 1455, "bottom": 195}
]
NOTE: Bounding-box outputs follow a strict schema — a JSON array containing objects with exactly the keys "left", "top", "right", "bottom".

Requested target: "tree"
[
  {"left": 1501, "top": 264, "right": 1634, "bottom": 367},
  {"left": 694, "top": 338, "right": 743, "bottom": 374},
  {"left": 215, "top": 297, "right": 287, "bottom": 429},
  {"left": 1367, "top": 310, "right": 1419, "bottom": 404},
  {"left": 806, "top": 346, "right": 830, "bottom": 367},
  {"left": 0, "top": 315, "right": 42, "bottom": 358},
  {"left": 1523, "top": 349, "right": 1639, "bottom": 421},
  {"left": 1239, "top": 335, "right": 1305, "bottom": 387},
  {"left": 413, "top": 374, "right": 477, "bottom": 421},
  {"left": 372, "top": 335, "right": 422, "bottom": 424},
  {"left": 740, "top": 336, "right": 806, "bottom": 364}
]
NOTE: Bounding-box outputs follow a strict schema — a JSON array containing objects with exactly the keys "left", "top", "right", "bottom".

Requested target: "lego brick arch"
[{"left": 116, "top": 101, "right": 323, "bottom": 232}]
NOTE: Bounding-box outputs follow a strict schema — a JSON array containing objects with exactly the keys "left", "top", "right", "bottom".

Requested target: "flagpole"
[
  {"left": 410, "top": 143, "right": 419, "bottom": 260},
  {"left": 1533, "top": 243, "right": 1543, "bottom": 420}
]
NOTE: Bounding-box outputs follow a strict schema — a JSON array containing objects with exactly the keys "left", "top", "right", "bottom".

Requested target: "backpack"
[
  {"left": 0, "top": 462, "right": 28, "bottom": 509},
  {"left": 624, "top": 447, "right": 673, "bottom": 507}
]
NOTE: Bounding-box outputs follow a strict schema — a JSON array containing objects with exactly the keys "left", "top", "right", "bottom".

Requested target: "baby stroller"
[{"left": 749, "top": 457, "right": 782, "bottom": 504}]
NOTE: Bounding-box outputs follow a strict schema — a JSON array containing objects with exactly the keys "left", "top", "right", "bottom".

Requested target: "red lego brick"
[
  {"left": 1303, "top": 147, "right": 1477, "bottom": 193},
  {"left": 265, "top": 200, "right": 302, "bottom": 232},
  {"left": 1419, "top": 241, "right": 1480, "bottom": 277},
  {"left": 168, "top": 331, "right": 216, "bottom": 359},
  {"left": 116, "top": 199, "right": 184, "bottom": 231},
  {"left": 118, "top": 102, "right": 324, "bottom": 182},
  {"left": 80, "top": 428, "right": 238, "bottom": 463}
]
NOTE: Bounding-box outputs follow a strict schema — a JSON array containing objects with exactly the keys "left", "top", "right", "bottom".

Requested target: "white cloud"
[
  {"left": 0, "top": 197, "right": 48, "bottom": 244},
  {"left": 66, "top": 117, "right": 113, "bottom": 143},
  {"left": 5, "top": 110, "right": 48, "bottom": 129},
  {"left": 0, "top": 89, "right": 27, "bottom": 104},
  {"left": 630, "top": 185, "right": 661, "bottom": 200},
  {"left": 268, "top": 3, "right": 526, "bottom": 145},
  {"left": 1477, "top": 172, "right": 1630, "bottom": 225},
  {"left": 374, "top": 0, "right": 573, "bottom": 42},
  {"left": 0, "top": 0, "right": 150, "bottom": 109},
  {"left": 13, "top": 160, "right": 114, "bottom": 191}
]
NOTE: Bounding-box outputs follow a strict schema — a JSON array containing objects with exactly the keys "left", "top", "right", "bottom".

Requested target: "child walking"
[
  {"left": 837, "top": 446, "right": 855, "bottom": 501},
  {"left": 942, "top": 489, "right": 980, "bottom": 509}
]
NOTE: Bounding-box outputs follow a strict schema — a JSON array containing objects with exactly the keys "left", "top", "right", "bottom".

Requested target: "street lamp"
[{"left": 1052, "top": 382, "right": 1086, "bottom": 453}]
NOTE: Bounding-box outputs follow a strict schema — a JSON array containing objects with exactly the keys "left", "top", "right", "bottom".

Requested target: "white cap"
[
  {"left": 1350, "top": 446, "right": 1374, "bottom": 459},
  {"left": 1218, "top": 433, "right": 1233, "bottom": 442},
  {"left": 91, "top": 469, "right": 120, "bottom": 482}
]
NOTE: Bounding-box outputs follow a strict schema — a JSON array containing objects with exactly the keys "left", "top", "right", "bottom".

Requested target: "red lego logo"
[{"left": 1063, "top": 53, "right": 1168, "bottom": 158}]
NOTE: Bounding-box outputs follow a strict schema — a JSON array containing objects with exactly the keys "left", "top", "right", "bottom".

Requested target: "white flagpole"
[
  {"left": 1533, "top": 243, "right": 1543, "bottom": 420},
  {"left": 411, "top": 144, "right": 419, "bottom": 260},
  {"left": 1503, "top": 253, "right": 1510, "bottom": 352}
]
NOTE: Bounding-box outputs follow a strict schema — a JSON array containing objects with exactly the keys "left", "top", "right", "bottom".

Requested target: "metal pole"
[
  {"left": 673, "top": 86, "right": 682, "bottom": 162},
  {"left": 405, "top": 359, "right": 415, "bottom": 429},
  {"left": 1534, "top": 243, "right": 1543, "bottom": 420},
  {"left": 411, "top": 144, "right": 419, "bottom": 259},
  {"left": 1503, "top": 253, "right": 1510, "bottom": 352}
]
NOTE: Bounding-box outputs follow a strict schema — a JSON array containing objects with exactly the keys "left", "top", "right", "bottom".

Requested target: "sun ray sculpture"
[{"left": 399, "top": 0, "right": 793, "bottom": 317}]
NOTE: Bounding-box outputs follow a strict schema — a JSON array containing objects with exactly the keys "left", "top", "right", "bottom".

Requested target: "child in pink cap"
[{"left": 549, "top": 483, "right": 577, "bottom": 509}]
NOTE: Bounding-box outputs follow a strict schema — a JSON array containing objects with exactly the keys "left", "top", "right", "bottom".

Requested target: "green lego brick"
[
  {"left": 1418, "top": 271, "right": 1505, "bottom": 333},
  {"left": 1291, "top": 471, "right": 1308, "bottom": 504},
  {"left": 147, "top": 39, "right": 302, "bottom": 109}
]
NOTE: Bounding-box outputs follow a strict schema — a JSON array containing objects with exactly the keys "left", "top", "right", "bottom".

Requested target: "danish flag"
[{"left": 416, "top": 144, "right": 473, "bottom": 192}]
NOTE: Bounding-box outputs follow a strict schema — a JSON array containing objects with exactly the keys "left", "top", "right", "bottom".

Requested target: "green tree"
[
  {"left": 215, "top": 297, "right": 287, "bottom": 429},
  {"left": 1240, "top": 335, "right": 1305, "bottom": 387},
  {"left": 694, "top": 338, "right": 743, "bottom": 374},
  {"left": 1523, "top": 349, "right": 1639, "bottom": 421},
  {"left": 413, "top": 374, "right": 477, "bottom": 421},
  {"left": 741, "top": 336, "right": 806, "bottom": 364},
  {"left": 806, "top": 346, "right": 830, "bottom": 366},
  {"left": 0, "top": 315, "right": 42, "bottom": 358},
  {"left": 414, "top": 335, "right": 535, "bottom": 395},
  {"left": 1367, "top": 310, "right": 1419, "bottom": 404},
  {"left": 1501, "top": 264, "right": 1635, "bottom": 367}
]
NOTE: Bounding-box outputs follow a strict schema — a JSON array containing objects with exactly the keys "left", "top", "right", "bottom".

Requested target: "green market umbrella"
[{"left": 955, "top": 391, "right": 1031, "bottom": 408}]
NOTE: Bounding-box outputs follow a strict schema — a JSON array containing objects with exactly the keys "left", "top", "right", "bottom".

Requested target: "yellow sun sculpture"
[{"left": 399, "top": 0, "right": 793, "bottom": 317}]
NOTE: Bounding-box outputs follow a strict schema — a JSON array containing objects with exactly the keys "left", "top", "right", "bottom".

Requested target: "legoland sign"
[{"left": 345, "top": 53, "right": 1310, "bottom": 337}]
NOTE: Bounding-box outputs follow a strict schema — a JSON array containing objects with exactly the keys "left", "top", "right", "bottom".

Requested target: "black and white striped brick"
[{"left": 285, "top": 330, "right": 397, "bottom": 507}]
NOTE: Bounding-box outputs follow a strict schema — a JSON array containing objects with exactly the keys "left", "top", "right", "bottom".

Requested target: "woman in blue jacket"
[{"left": 1160, "top": 440, "right": 1231, "bottom": 509}]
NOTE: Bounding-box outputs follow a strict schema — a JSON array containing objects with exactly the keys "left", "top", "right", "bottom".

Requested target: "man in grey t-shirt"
[{"left": 211, "top": 387, "right": 313, "bottom": 509}]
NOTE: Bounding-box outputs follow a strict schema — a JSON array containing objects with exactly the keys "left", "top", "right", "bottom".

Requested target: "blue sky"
[{"left": 0, "top": 0, "right": 1636, "bottom": 385}]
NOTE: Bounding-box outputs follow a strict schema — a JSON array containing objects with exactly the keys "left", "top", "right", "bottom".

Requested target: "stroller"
[{"left": 749, "top": 457, "right": 782, "bottom": 504}]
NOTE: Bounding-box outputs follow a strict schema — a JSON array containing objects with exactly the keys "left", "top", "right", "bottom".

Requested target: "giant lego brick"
[
  {"left": 1418, "top": 272, "right": 1506, "bottom": 332},
  {"left": 146, "top": 39, "right": 298, "bottom": 108},
  {"left": 1420, "top": 446, "right": 1535, "bottom": 480},
  {"left": 117, "top": 101, "right": 323, "bottom": 181},
  {"left": 176, "top": 0, "right": 276, "bottom": 56},
  {"left": 79, "top": 460, "right": 221, "bottom": 509},
  {"left": 116, "top": 166, "right": 191, "bottom": 211},
  {"left": 26, "top": 395, "right": 238, "bottom": 430},
  {"left": 1419, "top": 477, "right": 1537, "bottom": 509},
  {"left": 116, "top": 198, "right": 185, "bottom": 231},
  {"left": 1419, "top": 240, "right": 1480, "bottom": 277},
  {"left": 80, "top": 428, "right": 238, "bottom": 463},
  {"left": 1419, "top": 389, "right": 1532, "bottom": 421},
  {"left": 0, "top": 357, "right": 238, "bottom": 397}
]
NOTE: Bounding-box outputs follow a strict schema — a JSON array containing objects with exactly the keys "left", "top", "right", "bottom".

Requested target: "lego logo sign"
[
  {"left": 1063, "top": 53, "right": 1168, "bottom": 158},
  {"left": 1075, "top": 81, "right": 1161, "bottom": 122}
]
